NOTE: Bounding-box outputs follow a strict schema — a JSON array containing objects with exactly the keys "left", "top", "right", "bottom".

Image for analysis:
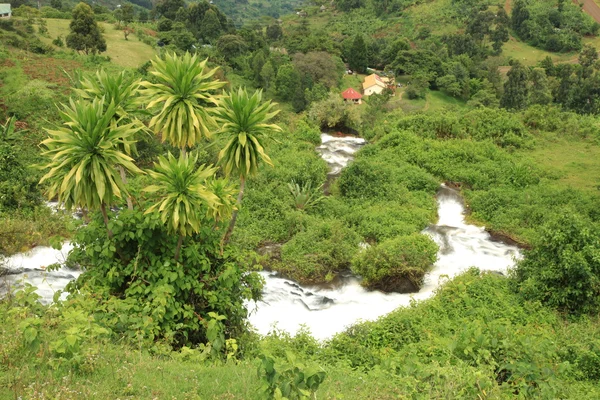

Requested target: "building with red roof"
[{"left": 341, "top": 87, "right": 362, "bottom": 104}]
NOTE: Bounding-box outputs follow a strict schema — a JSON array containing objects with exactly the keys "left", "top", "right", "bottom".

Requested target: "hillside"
[{"left": 3, "top": 0, "right": 600, "bottom": 398}]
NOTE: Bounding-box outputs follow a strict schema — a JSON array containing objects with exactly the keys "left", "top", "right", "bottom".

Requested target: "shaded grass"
[
  {"left": 523, "top": 136, "right": 600, "bottom": 193},
  {"left": 40, "top": 18, "right": 156, "bottom": 68}
]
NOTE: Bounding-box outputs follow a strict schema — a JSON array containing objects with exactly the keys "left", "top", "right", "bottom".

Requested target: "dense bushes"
[
  {"left": 66, "top": 208, "right": 262, "bottom": 346},
  {"left": 513, "top": 213, "right": 600, "bottom": 315},
  {"left": 278, "top": 217, "right": 360, "bottom": 283},
  {"left": 352, "top": 233, "right": 438, "bottom": 292}
]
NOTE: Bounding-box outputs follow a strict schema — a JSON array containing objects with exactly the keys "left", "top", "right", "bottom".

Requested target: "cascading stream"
[
  {"left": 247, "top": 134, "right": 520, "bottom": 340},
  {"left": 2, "top": 134, "right": 520, "bottom": 340}
]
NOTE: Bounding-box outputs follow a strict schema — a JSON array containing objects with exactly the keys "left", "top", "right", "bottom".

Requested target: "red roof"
[{"left": 341, "top": 87, "right": 362, "bottom": 100}]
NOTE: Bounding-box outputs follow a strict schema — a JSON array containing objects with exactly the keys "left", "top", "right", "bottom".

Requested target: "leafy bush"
[
  {"left": 278, "top": 217, "right": 360, "bottom": 283},
  {"left": 66, "top": 208, "right": 263, "bottom": 346},
  {"left": 352, "top": 233, "right": 438, "bottom": 292},
  {"left": 513, "top": 212, "right": 600, "bottom": 315}
]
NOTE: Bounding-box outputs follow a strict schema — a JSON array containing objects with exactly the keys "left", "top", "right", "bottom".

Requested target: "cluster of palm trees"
[{"left": 39, "top": 52, "right": 281, "bottom": 261}]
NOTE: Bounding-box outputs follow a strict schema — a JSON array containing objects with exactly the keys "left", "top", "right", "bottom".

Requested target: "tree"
[
  {"left": 266, "top": 24, "right": 283, "bottom": 41},
  {"left": 529, "top": 68, "right": 552, "bottom": 105},
  {"left": 74, "top": 70, "right": 142, "bottom": 210},
  {"left": 66, "top": 2, "right": 107, "bottom": 55},
  {"left": 501, "top": 61, "right": 529, "bottom": 110},
  {"left": 348, "top": 34, "right": 368, "bottom": 73},
  {"left": 292, "top": 51, "right": 343, "bottom": 89},
  {"left": 260, "top": 61, "right": 275, "bottom": 91},
  {"left": 121, "top": 4, "right": 135, "bottom": 25},
  {"left": 139, "top": 53, "right": 225, "bottom": 152},
  {"left": 275, "top": 63, "right": 301, "bottom": 101},
  {"left": 138, "top": 9, "right": 149, "bottom": 23},
  {"left": 39, "top": 98, "right": 142, "bottom": 238},
  {"left": 50, "top": 0, "right": 62, "bottom": 10},
  {"left": 214, "top": 89, "right": 281, "bottom": 247},
  {"left": 144, "top": 152, "right": 218, "bottom": 261},
  {"left": 216, "top": 34, "right": 248, "bottom": 61},
  {"left": 200, "top": 9, "right": 222, "bottom": 41},
  {"left": 155, "top": 0, "right": 185, "bottom": 20}
]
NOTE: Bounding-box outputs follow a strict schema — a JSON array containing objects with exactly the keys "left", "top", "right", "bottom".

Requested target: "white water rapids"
[{"left": 1, "top": 133, "right": 520, "bottom": 340}]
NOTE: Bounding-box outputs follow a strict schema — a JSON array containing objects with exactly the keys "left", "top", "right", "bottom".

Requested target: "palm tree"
[
  {"left": 74, "top": 69, "right": 143, "bottom": 210},
  {"left": 214, "top": 88, "right": 281, "bottom": 247},
  {"left": 39, "top": 98, "right": 143, "bottom": 238},
  {"left": 144, "top": 152, "right": 219, "bottom": 262},
  {"left": 139, "top": 52, "right": 225, "bottom": 152}
]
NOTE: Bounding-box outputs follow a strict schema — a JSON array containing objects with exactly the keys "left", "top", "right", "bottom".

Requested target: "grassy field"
[
  {"left": 524, "top": 137, "right": 600, "bottom": 193},
  {"left": 0, "top": 342, "right": 405, "bottom": 399},
  {"left": 39, "top": 18, "right": 156, "bottom": 68}
]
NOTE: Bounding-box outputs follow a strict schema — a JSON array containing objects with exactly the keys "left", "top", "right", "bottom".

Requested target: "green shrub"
[
  {"left": 293, "top": 119, "right": 322, "bottom": 145},
  {"left": 351, "top": 233, "right": 438, "bottom": 292},
  {"left": 513, "top": 212, "right": 600, "bottom": 315},
  {"left": 278, "top": 217, "right": 360, "bottom": 283},
  {"left": 66, "top": 207, "right": 262, "bottom": 347}
]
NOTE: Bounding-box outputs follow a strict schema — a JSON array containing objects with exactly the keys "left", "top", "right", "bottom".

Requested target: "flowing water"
[
  {"left": 2, "top": 133, "right": 520, "bottom": 340},
  {"left": 247, "top": 134, "right": 521, "bottom": 340}
]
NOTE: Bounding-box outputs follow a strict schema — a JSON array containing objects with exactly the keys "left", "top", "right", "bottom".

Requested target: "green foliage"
[
  {"left": 511, "top": 0, "right": 597, "bottom": 52},
  {"left": 348, "top": 34, "right": 367, "bottom": 73},
  {"left": 258, "top": 351, "right": 326, "bottom": 400},
  {"left": 38, "top": 98, "right": 143, "bottom": 212},
  {"left": 501, "top": 61, "right": 529, "bottom": 110},
  {"left": 144, "top": 152, "right": 219, "bottom": 237},
  {"left": 66, "top": 2, "right": 107, "bottom": 55},
  {"left": 292, "top": 119, "right": 321, "bottom": 145},
  {"left": 513, "top": 213, "right": 600, "bottom": 315},
  {"left": 66, "top": 207, "right": 262, "bottom": 346},
  {"left": 139, "top": 52, "right": 225, "bottom": 150},
  {"left": 215, "top": 88, "right": 281, "bottom": 178},
  {"left": 278, "top": 217, "right": 360, "bottom": 283},
  {"left": 287, "top": 180, "right": 324, "bottom": 211},
  {"left": 352, "top": 233, "right": 438, "bottom": 292}
]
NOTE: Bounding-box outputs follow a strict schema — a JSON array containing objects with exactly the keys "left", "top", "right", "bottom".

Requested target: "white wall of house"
[{"left": 364, "top": 85, "right": 385, "bottom": 96}]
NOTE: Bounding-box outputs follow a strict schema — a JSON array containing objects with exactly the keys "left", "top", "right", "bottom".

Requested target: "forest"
[{"left": 2, "top": 0, "right": 600, "bottom": 398}]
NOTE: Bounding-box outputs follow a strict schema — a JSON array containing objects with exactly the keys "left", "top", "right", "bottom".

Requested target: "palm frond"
[
  {"left": 139, "top": 52, "right": 225, "bottom": 149},
  {"left": 143, "top": 152, "right": 219, "bottom": 237}
]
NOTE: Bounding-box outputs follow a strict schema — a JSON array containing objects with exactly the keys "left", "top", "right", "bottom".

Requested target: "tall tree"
[
  {"left": 39, "top": 99, "right": 142, "bottom": 238},
  {"left": 200, "top": 8, "right": 222, "bottom": 41},
  {"left": 139, "top": 53, "right": 225, "bottom": 152},
  {"left": 155, "top": 0, "right": 185, "bottom": 20},
  {"left": 66, "top": 2, "right": 107, "bottom": 55},
  {"left": 529, "top": 68, "right": 552, "bottom": 105},
  {"left": 348, "top": 34, "right": 368, "bottom": 73},
  {"left": 214, "top": 89, "right": 281, "bottom": 248},
  {"left": 275, "top": 63, "right": 301, "bottom": 101},
  {"left": 144, "top": 152, "right": 218, "bottom": 261},
  {"left": 501, "top": 61, "right": 529, "bottom": 110}
]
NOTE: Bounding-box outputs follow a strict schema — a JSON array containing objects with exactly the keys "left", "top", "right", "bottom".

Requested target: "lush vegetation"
[{"left": 3, "top": 0, "right": 600, "bottom": 398}]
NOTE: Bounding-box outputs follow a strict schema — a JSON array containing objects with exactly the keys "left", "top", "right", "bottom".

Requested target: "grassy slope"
[
  {"left": 524, "top": 136, "right": 600, "bottom": 193},
  {"left": 39, "top": 18, "right": 156, "bottom": 68}
]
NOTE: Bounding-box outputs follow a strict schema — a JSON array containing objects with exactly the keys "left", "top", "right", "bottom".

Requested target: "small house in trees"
[
  {"left": 0, "top": 4, "right": 11, "bottom": 18},
  {"left": 362, "top": 74, "right": 387, "bottom": 96},
  {"left": 342, "top": 87, "right": 362, "bottom": 104}
]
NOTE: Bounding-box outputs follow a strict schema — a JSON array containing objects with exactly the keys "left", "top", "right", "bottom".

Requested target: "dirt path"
[
  {"left": 505, "top": 0, "right": 511, "bottom": 14},
  {"left": 574, "top": 0, "right": 600, "bottom": 24}
]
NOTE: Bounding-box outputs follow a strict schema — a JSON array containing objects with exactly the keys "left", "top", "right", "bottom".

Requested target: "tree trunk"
[
  {"left": 100, "top": 202, "right": 113, "bottom": 239},
  {"left": 175, "top": 235, "right": 183, "bottom": 262},
  {"left": 119, "top": 165, "right": 134, "bottom": 211},
  {"left": 221, "top": 176, "right": 246, "bottom": 252}
]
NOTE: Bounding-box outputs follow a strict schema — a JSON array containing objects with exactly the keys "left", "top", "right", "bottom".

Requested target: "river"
[{"left": 2, "top": 133, "right": 520, "bottom": 340}]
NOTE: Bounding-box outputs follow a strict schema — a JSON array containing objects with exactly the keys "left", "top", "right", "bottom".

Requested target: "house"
[
  {"left": 0, "top": 4, "right": 11, "bottom": 18},
  {"left": 342, "top": 87, "right": 362, "bottom": 105},
  {"left": 362, "top": 74, "right": 387, "bottom": 96}
]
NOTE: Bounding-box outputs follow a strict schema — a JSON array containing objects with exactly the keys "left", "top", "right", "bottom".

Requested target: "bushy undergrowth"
[
  {"left": 258, "top": 270, "right": 600, "bottom": 398},
  {"left": 65, "top": 207, "right": 263, "bottom": 347},
  {"left": 352, "top": 233, "right": 438, "bottom": 292}
]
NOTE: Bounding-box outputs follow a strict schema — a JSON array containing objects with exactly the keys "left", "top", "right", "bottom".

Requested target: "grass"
[
  {"left": 523, "top": 136, "right": 600, "bottom": 193},
  {"left": 0, "top": 341, "right": 407, "bottom": 399},
  {"left": 39, "top": 18, "right": 156, "bottom": 68}
]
